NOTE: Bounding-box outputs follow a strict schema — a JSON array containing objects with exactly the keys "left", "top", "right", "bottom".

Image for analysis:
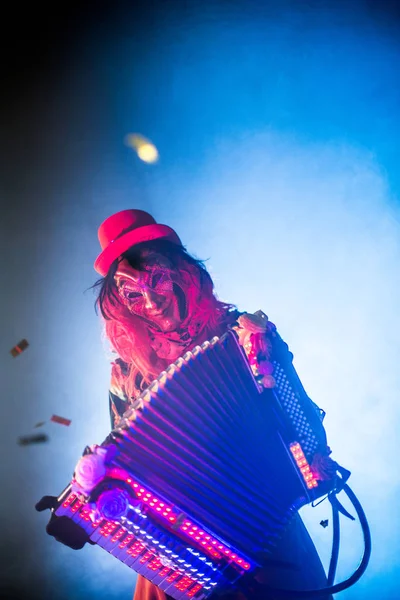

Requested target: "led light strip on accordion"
[{"left": 54, "top": 322, "right": 339, "bottom": 600}]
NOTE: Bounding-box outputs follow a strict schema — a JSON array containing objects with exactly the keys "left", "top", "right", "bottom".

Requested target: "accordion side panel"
[{"left": 269, "top": 332, "right": 328, "bottom": 460}]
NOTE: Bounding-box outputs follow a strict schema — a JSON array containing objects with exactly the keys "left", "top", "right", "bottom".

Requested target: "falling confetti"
[
  {"left": 18, "top": 433, "right": 49, "bottom": 446},
  {"left": 320, "top": 519, "right": 329, "bottom": 528},
  {"left": 50, "top": 414, "right": 71, "bottom": 426},
  {"left": 34, "top": 421, "right": 46, "bottom": 428},
  {"left": 124, "top": 133, "right": 159, "bottom": 164},
  {"left": 10, "top": 339, "right": 29, "bottom": 357}
]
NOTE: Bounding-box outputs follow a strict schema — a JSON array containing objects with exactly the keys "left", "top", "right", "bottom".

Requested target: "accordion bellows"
[
  {"left": 114, "top": 332, "right": 301, "bottom": 552},
  {"left": 55, "top": 328, "right": 334, "bottom": 600}
]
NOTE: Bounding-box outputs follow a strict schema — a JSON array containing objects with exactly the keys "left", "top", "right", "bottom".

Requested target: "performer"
[{"left": 38, "top": 209, "right": 333, "bottom": 600}]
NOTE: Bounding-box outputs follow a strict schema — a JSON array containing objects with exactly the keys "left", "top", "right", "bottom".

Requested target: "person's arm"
[
  {"left": 34, "top": 379, "right": 127, "bottom": 549},
  {"left": 35, "top": 494, "right": 94, "bottom": 549}
]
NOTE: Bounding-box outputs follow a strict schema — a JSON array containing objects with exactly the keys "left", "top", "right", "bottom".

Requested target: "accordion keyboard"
[{"left": 56, "top": 489, "right": 244, "bottom": 600}]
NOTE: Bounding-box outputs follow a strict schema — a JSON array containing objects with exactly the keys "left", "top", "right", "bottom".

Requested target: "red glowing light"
[
  {"left": 71, "top": 501, "right": 83, "bottom": 513},
  {"left": 62, "top": 494, "right": 76, "bottom": 508},
  {"left": 148, "top": 557, "right": 163, "bottom": 571},
  {"left": 290, "top": 442, "right": 319, "bottom": 489},
  {"left": 125, "top": 480, "right": 253, "bottom": 573},
  {"left": 111, "top": 530, "right": 125, "bottom": 543},
  {"left": 174, "top": 576, "right": 194, "bottom": 591},
  {"left": 119, "top": 534, "right": 134, "bottom": 548},
  {"left": 139, "top": 550, "right": 154, "bottom": 563},
  {"left": 188, "top": 583, "right": 203, "bottom": 597}
]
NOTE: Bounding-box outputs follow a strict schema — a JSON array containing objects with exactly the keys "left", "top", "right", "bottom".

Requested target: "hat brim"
[{"left": 94, "top": 224, "right": 182, "bottom": 276}]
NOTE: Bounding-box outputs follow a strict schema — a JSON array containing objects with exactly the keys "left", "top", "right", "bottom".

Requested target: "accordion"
[{"left": 53, "top": 315, "right": 338, "bottom": 600}]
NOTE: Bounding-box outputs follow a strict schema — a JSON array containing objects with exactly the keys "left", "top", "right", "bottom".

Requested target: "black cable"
[
  {"left": 327, "top": 495, "right": 340, "bottom": 586},
  {"left": 237, "top": 483, "right": 371, "bottom": 599}
]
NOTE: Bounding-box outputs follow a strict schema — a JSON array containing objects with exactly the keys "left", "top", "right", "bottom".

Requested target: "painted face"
[{"left": 114, "top": 255, "right": 183, "bottom": 333}]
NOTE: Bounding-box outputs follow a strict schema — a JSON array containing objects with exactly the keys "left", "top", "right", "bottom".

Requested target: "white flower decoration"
[{"left": 73, "top": 446, "right": 108, "bottom": 494}]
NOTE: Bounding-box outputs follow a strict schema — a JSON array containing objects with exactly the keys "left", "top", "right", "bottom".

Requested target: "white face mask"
[{"left": 114, "top": 256, "right": 182, "bottom": 334}]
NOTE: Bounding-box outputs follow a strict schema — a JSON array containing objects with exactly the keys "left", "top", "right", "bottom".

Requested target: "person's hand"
[{"left": 35, "top": 495, "right": 94, "bottom": 550}]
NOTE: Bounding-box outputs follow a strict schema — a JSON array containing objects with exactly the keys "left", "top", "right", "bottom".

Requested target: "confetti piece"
[
  {"left": 34, "top": 421, "right": 46, "bottom": 428},
  {"left": 124, "top": 133, "right": 159, "bottom": 164},
  {"left": 18, "top": 433, "right": 49, "bottom": 446},
  {"left": 320, "top": 519, "right": 329, "bottom": 528},
  {"left": 50, "top": 414, "right": 71, "bottom": 426},
  {"left": 10, "top": 339, "right": 29, "bottom": 357}
]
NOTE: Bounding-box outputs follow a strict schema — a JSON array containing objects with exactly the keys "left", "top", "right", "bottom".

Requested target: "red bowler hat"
[{"left": 94, "top": 209, "right": 182, "bottom": 276}]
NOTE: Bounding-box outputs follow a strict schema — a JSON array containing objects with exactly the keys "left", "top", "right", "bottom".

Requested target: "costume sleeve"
[
  {"left": 109, "top": 359, "right": 130, "bottom": 429},
  {"left": 109, "top": 390, "right": 129, "bottom": 429}
]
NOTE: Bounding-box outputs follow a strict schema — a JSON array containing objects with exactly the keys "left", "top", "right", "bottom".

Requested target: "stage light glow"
[{"left": 125, "top": 133, "right": 159, "bottom": 163}]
